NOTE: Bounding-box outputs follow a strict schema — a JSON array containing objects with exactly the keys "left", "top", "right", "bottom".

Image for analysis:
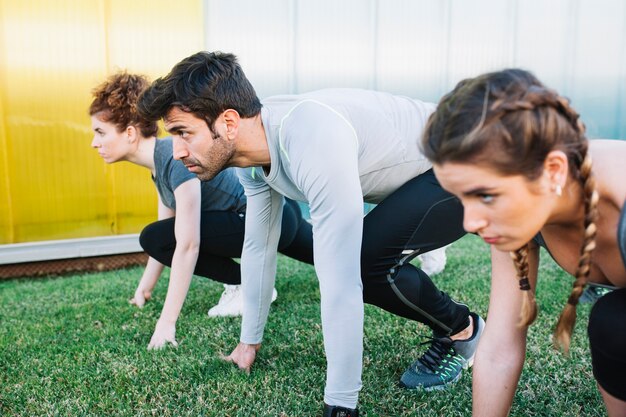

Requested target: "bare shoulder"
[{"left": 589, "top": 139, "right": 626, "bottom": 208}]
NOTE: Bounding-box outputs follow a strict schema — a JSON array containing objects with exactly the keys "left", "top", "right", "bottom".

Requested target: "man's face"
[{"left": 164, "top": 107, "right": 235, "bottom": 181}]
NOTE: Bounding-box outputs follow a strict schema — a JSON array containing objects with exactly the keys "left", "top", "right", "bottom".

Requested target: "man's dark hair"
[{"left": 138, "top": 51, "right": 261, "bottom": 130}]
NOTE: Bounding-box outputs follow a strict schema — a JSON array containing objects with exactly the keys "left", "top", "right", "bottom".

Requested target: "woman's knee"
[
  {"left": 139, "top": 222, "right": 158, "bottom": 252},
  {"left": 588, "top": 289, "right": 626, "bottom": 353},
  {"left": 588, "top": 289, "right": 626, "bottom": 401},
  {"left": 139, "top": 218, "right": 175, "bottom": 256}
]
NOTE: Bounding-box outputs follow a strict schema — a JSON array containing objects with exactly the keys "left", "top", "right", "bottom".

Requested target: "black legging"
[
  {"left": 140, "top": 198, "right": 314, "bottom": 284},
  {"left": 143, "top": 173, "right": 469, "bottom": 335},
  {"left": 361, "top": 169, "right": 471, "bottom": 336},
  {"left": 588, "top": 288, "right": 626, "bottom": 401}
]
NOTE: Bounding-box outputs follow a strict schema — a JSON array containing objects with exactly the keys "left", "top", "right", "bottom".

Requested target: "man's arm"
[
  {"left": 224, "top": 169, "right": 283, "bottom": 370},
  {"left": 472, "top": 245, "right": 539, "bottom": 415},
  {"left": 283, "top": 101, "right": 365, "bottom": 408},
  {"left": 147, "top": 178, "right": 201, "bottom": 349},
  {"left": 130, "top": 194, "right": 173, "bottom": 308}
]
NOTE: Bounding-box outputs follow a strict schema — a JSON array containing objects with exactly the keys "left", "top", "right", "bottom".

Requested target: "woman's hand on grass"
[
  {"left": 130, "top": 258, "right": 163, "bottom": 308},
  {"left": 221, "top": 342, "right": 261, "bottom": 374},
  {"left": 147, "top": 319, "right": 178, "bottom": 350},
  {"left": 129, "top": 286, "right": 152, "bottom": 308}
]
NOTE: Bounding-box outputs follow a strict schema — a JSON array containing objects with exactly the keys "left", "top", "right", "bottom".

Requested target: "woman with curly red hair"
[{"left": 89, "top": 71, "right": 313, "bottom": 349}]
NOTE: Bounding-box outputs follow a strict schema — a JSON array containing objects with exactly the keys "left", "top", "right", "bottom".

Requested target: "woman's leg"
[
  {"left": 277, "top": 198, "right": 314, "bottom": 265},
  {"left": 140, "top": 211, "right": 246, "bottom": 285},
  {"left": 588, "top": 288, "right": 626, "bottom": 415}
]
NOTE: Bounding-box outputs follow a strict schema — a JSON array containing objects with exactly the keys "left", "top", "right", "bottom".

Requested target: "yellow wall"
[{"left": 0, "top": 0, "right": 204, "bottom": 244}]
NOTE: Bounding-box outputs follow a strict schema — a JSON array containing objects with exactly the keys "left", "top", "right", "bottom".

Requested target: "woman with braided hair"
[{"left": 422, "top": 68, "right": 626, "bottom": 415}]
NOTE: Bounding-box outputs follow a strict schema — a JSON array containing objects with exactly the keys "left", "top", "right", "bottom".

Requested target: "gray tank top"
[{"left": 152, "top": 137, "right": 246, "bottom": 213}]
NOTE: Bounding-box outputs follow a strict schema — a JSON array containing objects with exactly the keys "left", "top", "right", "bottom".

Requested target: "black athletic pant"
[
  {"left": 588, "top": 288, "right": 626, "bottom": 401},
  {"left": 361, "top": 169, "right": 471, "bottom": 336},
  {"left": 140, "top": 198, "right": 314, "bottom": 284}
]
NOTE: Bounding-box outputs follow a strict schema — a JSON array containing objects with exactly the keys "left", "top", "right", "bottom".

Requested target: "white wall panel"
[
  {"left": 569, "top": 0, "right": 625, "bottom": 139},
  {"left": 203, "top": 0, "right": 626, "bottom": 139},
  {"left": 445, "top": 0, "right": 516, "bottom": 88},
  {"left": 376, "top": 0, "right": 448, "bottom": 102},
  {"left": 204, "top": 0, "right": 294, "bottom": 98},
  {"left": 619, "top": 8, "right": 626, "bottom": 140},
  {"left": 514, "top": 0, "right": 573, "bottom": 91},
  {"left": 294, "top": 0, "right": 375, "bottom": 92}
]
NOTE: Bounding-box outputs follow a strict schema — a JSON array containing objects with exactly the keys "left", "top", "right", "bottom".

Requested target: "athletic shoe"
[
  {"left": 417, "top": 245, "right": 449, "bottom": 276},
  {"left": 400, "top": 313, "right": 485, "bottom": 390},
  {"left": 323, "top": 404, "right": 359, "bottom": 417},
  {"left": 579, "top": 283, "right": 614, "bottom": 304},
  {"left": 207, "top": 284, "right": 278, "bottom": 317}
]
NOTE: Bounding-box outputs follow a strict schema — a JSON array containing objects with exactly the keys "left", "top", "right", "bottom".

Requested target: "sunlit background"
[{"left": 0, "top": 0, "right": 624, "bottom": 251}]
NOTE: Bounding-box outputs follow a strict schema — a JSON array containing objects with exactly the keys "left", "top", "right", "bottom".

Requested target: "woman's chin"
[{"left": 493, "top": 239, "right": 532, "bottom": 252}]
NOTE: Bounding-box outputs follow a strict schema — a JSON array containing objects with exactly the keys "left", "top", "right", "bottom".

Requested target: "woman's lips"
[{"left": 482, "top": 236, "right": 500, "bottom": 244}]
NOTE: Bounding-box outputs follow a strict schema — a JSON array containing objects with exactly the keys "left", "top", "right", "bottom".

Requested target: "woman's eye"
[{"left": 479, "top": 194, "right": 494, "bottom": 204}]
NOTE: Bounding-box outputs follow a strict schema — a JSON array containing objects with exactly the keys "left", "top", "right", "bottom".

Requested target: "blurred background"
[{"left": 0, "top": 0, "right": 624, "bottom": 269}]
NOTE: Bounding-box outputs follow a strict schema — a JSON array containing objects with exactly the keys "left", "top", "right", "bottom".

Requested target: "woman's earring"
[{"left": 555, "top": 184, "right": 562, "bottom": 197}]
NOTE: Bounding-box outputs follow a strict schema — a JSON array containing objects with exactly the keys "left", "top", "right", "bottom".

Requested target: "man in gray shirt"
[{"left": 138, "top": 51, "right": 484, "bottom": 417}]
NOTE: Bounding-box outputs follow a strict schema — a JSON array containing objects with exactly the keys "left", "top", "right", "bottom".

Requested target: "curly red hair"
[{"left": 89, "top": 71, "right": 158, "bottom": 138}]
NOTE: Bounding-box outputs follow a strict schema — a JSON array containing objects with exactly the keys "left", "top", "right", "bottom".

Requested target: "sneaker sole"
[{"left": 399, "top": 370, "right": 463, "bottom": 391}]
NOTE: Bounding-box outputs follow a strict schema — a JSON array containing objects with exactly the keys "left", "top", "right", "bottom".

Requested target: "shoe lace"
[
  {"left": 418, "top": 336, "right": 455, "bottom": 373},
  {"left": 218, "top": 285, "right": 239, "bottom": 303},
  {"left": 593, "top": 286, "right": 612, "bottom": 297}
]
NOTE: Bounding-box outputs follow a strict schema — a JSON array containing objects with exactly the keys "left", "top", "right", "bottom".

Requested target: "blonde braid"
[
  {"left": 492, "top": 86, "right": 585, "bottom": 134},
  {"left": 510, "top": 244, "right": 538, "bottom": 326},
  {"left": 492, "top": 87, "right": 593, "bottom": 337},
  {"left": 553, "top": 151, "right": 599, "bottom": 352}
]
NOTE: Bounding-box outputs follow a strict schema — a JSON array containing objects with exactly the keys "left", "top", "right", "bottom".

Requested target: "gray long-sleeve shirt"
[{"left": 237, "top": 88, "right": 435, "bottom": 408}]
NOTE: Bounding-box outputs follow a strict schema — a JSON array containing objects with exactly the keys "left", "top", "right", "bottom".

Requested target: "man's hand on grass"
[
  {"left": 147, "top": 319, "right": 178, "bottom": 350},
  {"left": 221, "top": 342, "right": 261, "bottom": 374}
]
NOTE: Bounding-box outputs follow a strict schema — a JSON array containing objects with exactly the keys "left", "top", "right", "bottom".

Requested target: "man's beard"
[{"left": 195, "top": 134, "right": 235, "bottom": 181}]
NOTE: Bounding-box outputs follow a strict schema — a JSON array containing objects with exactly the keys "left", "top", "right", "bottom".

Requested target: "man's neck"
[{"left": 229, "top": 114, "right": 271, "bottom": 168}]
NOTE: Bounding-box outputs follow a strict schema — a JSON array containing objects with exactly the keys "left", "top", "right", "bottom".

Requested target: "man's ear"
[
  {"left": 222, "top": 109, "right": 241, "bottom": 139},
  {"left": 542, "top": 150, "right": 569, "bottom": 189}
]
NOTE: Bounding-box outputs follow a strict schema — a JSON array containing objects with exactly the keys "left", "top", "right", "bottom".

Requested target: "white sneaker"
[
  {"left": 417, "top": 245, "right": 449, "bottom": 276},
  {"left": 207, "top": 284, "right": 278, "bottom": 318}
]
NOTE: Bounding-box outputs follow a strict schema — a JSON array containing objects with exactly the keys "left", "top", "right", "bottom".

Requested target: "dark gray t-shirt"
[{"left": 152, "top": 137, "right": 246, "bottom": 213}]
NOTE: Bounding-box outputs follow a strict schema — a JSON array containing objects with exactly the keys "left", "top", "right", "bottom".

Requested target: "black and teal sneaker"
[
  {"left": 323, "top": 404, "right": 359, "bottom": 417},
  {"left": 579, "top": 283, "right": 615, "bottom": 304},
  {"left": 400, "top": 313, "right": 485, "bottom": 390}
]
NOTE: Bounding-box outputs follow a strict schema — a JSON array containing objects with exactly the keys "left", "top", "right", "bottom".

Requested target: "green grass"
[{"left": 0, "top": 235, "right": 604, "bottom": 416}]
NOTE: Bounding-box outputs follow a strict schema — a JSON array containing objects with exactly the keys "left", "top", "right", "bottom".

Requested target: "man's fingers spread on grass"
[
  {"left": 219, "top": 353, "right": 252, "bottom": 374},
  {"left": 219, "top": 353, "right": 233, "bottom": 362}
]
